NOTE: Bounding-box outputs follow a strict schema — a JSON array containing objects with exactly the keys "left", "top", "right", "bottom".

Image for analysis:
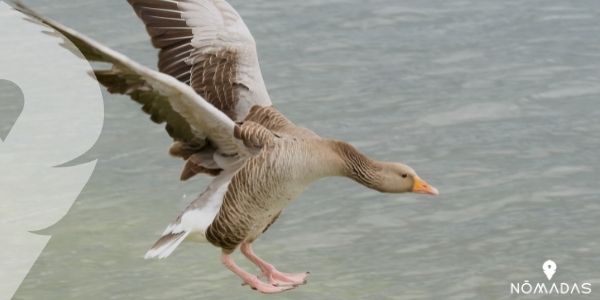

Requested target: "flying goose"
[{"left": 15, "top": 0, "right": 439, "bottom": 294}]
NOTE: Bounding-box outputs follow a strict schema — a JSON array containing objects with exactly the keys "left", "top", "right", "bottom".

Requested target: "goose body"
[
  {"left": 15, "top": 0, "right": 439, "bottom": 294},
  {"left": 148, "top": 107, "right": 336, "bottom": 257}
]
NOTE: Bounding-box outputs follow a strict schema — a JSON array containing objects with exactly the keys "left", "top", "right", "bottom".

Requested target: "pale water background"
[{"left": 3, "top": 0, "right": 600, "bottom": 299}]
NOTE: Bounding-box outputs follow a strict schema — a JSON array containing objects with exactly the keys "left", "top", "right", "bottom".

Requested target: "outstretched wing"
[
  {"left": 128, "top": 0, "right": 271, "bottom": 122},
  {"left": 14, "top": 2, "right": 245, "bottom": 157}
]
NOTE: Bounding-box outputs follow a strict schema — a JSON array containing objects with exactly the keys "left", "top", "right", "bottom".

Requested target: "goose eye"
[{"left": 401, "top": 173, "right": 408, "bottom": 178}]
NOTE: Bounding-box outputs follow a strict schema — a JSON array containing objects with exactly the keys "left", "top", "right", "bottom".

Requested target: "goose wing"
[
  {"left": 127, "top": 0, "right": 271, "bottom": 122},
  {"left": 14, "top": 2, "right": 245, "bottom": 157}
]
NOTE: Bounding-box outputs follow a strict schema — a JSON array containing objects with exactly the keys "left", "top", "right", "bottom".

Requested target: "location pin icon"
[{"left": 543, "top": 260, "right": 557, "bottom": 280}]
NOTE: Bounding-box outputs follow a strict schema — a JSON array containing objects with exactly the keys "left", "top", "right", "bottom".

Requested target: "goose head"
[
  {"left": 332, "top": 140, "right": 439, "bottom": 196},
  {"left": 374, "top": 162, "right": 439, "bottom": 195}
]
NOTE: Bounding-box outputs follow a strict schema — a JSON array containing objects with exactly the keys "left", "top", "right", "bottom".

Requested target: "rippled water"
[{"left": 5, "top": 0, "right": 600, "bottom": 299}]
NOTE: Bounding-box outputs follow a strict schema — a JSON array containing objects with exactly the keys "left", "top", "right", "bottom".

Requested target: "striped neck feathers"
[{"left": 330, "top": 141, "right": 384, "bottom": 190}]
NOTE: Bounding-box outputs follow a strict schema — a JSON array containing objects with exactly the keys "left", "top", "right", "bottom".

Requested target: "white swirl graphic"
[{"left": 0, "top": 2, "right": 103, "bottom": 299}]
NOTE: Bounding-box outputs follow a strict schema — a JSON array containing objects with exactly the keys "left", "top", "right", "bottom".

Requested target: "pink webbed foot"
[
  {"left": 240, "top": 242, "right": 309, "bottom": 287},
  {"left": 262, "top": 268, "right": 309, "bottom": 287},
  {"left": 221, "top": 252, "right": 296, "bottom": 294},
  {"left": 242, "top": 275, "right": 296, "bottom": 294}
]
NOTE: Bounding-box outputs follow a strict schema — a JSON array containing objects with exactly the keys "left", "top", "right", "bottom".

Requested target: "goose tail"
[{"left": 144, "top": 225, "right": 191, "bottom": 260}]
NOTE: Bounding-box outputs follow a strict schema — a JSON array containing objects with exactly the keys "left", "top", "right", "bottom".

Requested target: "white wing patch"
[
  {"left": 180, "top": 183, "right": 229, "bottom": 234},
  {"left": 144, "top": 172, "right": 233, "bottom": 259}
]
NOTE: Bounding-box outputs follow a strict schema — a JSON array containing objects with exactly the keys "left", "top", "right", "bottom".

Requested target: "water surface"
[{"left": 4, "top": 0, "right": 600, "bottom": 299}]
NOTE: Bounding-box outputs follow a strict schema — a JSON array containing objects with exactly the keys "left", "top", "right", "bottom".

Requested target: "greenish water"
[{"left": 4, "top": 0, "right": 600, "bottom": 299}]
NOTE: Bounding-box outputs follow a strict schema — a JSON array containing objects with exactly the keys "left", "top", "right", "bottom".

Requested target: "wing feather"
[
  {"left": 14, "top": 2, "right": 243, "bottom": 156},
  {"left": 128, "top": 0, "right": 271, "bottom": 121}
]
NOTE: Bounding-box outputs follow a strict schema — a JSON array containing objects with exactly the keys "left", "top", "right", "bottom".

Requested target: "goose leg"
[
  {"left": 240, "top": 242, "right": 309, "bottom": 286},
  {"left": 221, "top": 252, "right": 295, "bottom": 293}
]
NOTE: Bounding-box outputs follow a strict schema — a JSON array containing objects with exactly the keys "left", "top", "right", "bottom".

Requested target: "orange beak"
[{"left": 412, "top": 176, "right": 439, "bottom": 196}]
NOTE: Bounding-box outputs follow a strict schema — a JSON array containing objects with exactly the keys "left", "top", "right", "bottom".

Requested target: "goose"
[{"left": 15, "top": 0, "right": 439, "bottom": 294}]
